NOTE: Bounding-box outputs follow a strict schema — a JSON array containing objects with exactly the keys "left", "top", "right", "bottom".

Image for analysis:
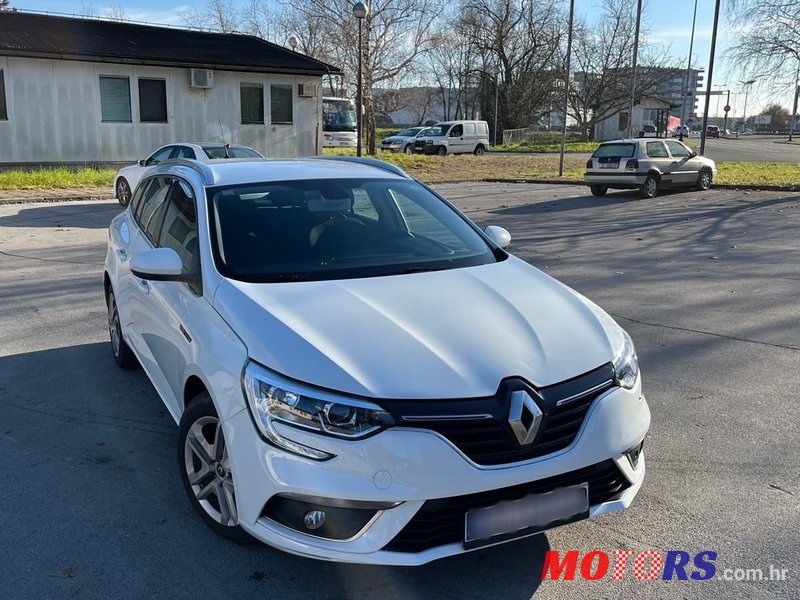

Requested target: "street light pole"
[
  {"left": 558, "top": 0, "right": 575, "bottom": 177},
  {"left": 679, "top": 0, "right": 699, "bottom": 142},
  {"left": 740, "top": 79, "right": 756, "bottom": 133},
  {"left": 790, "top": 62, "right": 799, "bottom": 141},
  {"left": 353, "top": 2, "right": 368, "bottom": 157}
]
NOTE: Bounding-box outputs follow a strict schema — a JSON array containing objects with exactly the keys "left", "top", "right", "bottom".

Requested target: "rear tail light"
[
  {"left": 625, "top": 159, "right": 639, "bottom": 171},
  {"left": 586, "top": 158, "right": 593, "bottom": 169}
]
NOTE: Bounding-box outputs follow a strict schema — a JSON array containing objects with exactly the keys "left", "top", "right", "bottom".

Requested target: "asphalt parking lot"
[{"left": 1, "top": 183, "right": 798, "bottom": 599}]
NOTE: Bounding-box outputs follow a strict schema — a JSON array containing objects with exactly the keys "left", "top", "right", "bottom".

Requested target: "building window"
[
  {"left": 138, "top": 78, "right": 167, "bottom": 123},
  {"left": 0, "top": 70, "right": 7, "bottom": 120},
  {"left": 99, "top": 76, "right": 132, "bottom": 122},
  {"left": 240, "top": 83, "right": 264, "bottom": 124},
  {"left": 618, "top": 112, "right": 629, "bottom": 131},
  {"left": 270, "top": 84, "right": 293, "bottom": 124}
]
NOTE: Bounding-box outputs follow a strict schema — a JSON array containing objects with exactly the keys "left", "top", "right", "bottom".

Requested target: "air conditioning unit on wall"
[
  {"left": 190, "top": 69, "right": 214, "bottom": 88},
  {"left": 298, "top": 83, "right": 317, "bottom": 98}
]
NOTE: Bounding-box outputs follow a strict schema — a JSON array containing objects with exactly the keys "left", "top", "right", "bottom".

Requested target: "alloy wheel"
[
  {"left": 108, "top": 295, "right": 121, "bottom": 357},
  {"left": 183, "top": 416, "right": 237, "bottom": 527}
]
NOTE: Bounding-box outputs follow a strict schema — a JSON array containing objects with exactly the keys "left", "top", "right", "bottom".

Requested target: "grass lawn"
[
  {"left": 0, "top": 167, "right": 116, "bottom": 190},
  {"left": 493, "top": 141, "right": 599, "bottom": 153},
  {"left": 0, "top": 155, "right": 797, "bottom": 191}
]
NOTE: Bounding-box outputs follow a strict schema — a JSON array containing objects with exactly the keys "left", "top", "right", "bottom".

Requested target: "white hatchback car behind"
[{"left": 105, "top": 156, "right": 649, "bottom": 565}]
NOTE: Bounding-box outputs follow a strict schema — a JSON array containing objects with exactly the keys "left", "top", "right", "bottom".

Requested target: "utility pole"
[
  {"left": 627, "top": 0, "right": 643, "bottom": 138},
  {"left": 699, "top": 0, "right": 721, "bottom": 156}
]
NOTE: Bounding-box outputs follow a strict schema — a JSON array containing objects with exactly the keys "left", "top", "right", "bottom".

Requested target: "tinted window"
[
  {"left": 0, "top": 70, "right": 6, "bottom": 120},
  {"left": 666, "top": 141, "right": 690, "bottom": 157},
  {"left": 271, "top": 84, "right": 293, "bottom": 124},
  {"left": 228, "top": 147, "right": 262, "bottom": 158},
  {"left": 136, "top": 178, "right": 171, "bottom": 245},
  {"left": 138, "top": 78, "right": 167, "bottom": 123},
  {"left": 241, "top": 83, "right": 264, "bottom": 124},
  {"left": 172, "top": 146, "right": 196, "bottom": 159},
  {"left": 145, "top": 146, "right": 174, "bottom": 166},
  {"left": 159, "top": 180, "right": 201, "bottom": 294},
  {"left": 593, "top": 143, "right": 636, "bottom": 158},
  {"left": 646, "top": 142, "right": 669, "bottom": 158},
  {"left": 449, "top": 124, "right": 463, "bottom": 137},
  {"left": 398, "top": 127, "right": 423, "bottom": 137},
  {"left": 207, "top": 178, "right": 499, "bottom": 283}
]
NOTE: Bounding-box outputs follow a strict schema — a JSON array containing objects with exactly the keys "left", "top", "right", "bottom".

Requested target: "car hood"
[
  {"left": 212, "top": 257, "right": 622, "bottom": 399},
  {"left": 383, "top": 135, "right": 412, "bottom": 142}
]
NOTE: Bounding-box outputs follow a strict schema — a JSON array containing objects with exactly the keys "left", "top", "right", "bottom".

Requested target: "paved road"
[
  {"left": 493, "top": 134, "right": 800, "bottom": 163},
  {"left": 1, "top": 186, "right": 798, "bottom": 599}
]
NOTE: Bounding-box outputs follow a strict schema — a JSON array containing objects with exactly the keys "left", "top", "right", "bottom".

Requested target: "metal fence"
[{"left": 502, "top": 127, "right": 583, "bottom": 146}]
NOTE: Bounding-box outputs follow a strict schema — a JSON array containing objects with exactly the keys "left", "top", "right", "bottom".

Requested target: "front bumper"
[{"left": 223, "top": 381, "right": 650, "bottom": 565}]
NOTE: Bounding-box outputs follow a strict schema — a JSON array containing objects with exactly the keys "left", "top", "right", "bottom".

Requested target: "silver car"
[
  {"left": 380, "top": 127, "right": 432, "bottom": 153},
  {"left": 584, "top": 138, "right": 716, "bottom": 199}
]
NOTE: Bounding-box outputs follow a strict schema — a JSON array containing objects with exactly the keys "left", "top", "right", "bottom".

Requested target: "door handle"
[
  {"left": 137, "top": 279, "right": 150, "bottom": 294},
  {"left": 116, "top": 248, "right": 128, "bottom": 262}
]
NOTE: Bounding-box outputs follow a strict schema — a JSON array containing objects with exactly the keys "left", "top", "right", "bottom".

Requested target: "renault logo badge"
[{"left": 508, "top": 390, "right": 543, "bottom": 445}]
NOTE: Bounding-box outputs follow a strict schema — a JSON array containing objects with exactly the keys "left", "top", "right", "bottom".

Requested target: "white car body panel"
[
  {"left": 213, "top": 257, "right": 620, "bottom": 399},
  {"left": 105, "top": 158, "right": 650, "bottom": 565}
]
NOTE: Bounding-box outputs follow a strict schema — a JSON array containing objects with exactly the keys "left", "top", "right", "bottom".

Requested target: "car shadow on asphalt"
[{"left": 0, "top": 202, "right": 121, "bottom": 229}]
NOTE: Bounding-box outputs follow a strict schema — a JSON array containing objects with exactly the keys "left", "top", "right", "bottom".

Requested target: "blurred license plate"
[
  {"left": 600, "top": 161, "right": 619, "bottom": 168},
  {"left": 464, "top": 484, "right": 588, "bottom": 547}
]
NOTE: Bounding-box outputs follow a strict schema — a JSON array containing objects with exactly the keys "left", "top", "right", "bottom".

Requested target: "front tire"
[
  {"left": 640, "top": 174, "right": 659, "bottom": 199},
  {"left": 178, "top": 393, "right": 251, "bottom": 543},
  {"left": 436, "top": 146, "right": 447, "bottom": 156},
  {"left": 696, "top": 168, "right": 713, "bottom": 191},
  {"left": 115, "top": 178, "right": 132, "bottom": 208},
  {"left": 403, "top": 144, "right": 413, "bottom": 154},
  {"left": 107, "top": 290, "right": 138, "bottom": 369},
  {"left": 589, "top": 185, "right": 608, "bottom": 197}
]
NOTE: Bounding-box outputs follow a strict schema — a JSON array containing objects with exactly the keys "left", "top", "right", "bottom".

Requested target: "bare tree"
[
  {"left": 566, "top": 0, "right": 679, "bottom": 139},
  {"left": 458, "top": 0, "right": 565, "bottom": 131},
  {"left": 180, "top": 0, "right": 241, "bottom": 32},
  {"left": 0, "top": 0, "right": 12, "bottom": 11},
  {"left": 283, "top": 0, "right": 444, "bottom": 154},
  {"left": 102, "top": 4, "right": 128, "bottom": 21}
]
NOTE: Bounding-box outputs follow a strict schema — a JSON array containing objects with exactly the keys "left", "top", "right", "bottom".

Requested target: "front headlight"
[
  {"left": 243, "top": 362, "right": 395, "bottom": 460},
  {"left": 613, "top": 330, "right": 640, "bottom": 389}
]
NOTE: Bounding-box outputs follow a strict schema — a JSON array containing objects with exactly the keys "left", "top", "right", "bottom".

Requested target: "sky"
[{"left": 14, "top": 0, "right": 784, "bottom": 117}]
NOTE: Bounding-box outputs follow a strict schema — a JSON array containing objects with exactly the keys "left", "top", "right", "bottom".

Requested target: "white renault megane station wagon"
[{"left": 104, "top": 156, "right": 649, "bottom": 565}]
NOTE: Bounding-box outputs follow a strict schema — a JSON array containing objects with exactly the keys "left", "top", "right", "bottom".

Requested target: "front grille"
[
  {"left": 383, "top": 459, "right": 630, "bottom": 553},
  {"left": 383, "top": 364, "right": 615, "bottom": 466}
]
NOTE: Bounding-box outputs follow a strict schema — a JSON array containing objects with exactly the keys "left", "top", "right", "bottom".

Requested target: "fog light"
[
  {"left": 263, "top": 494, "right": 401, "bottom": 540},
  {"left": 625, "top": 440, "right": 644, "bottom": 469},
  {"left": 304, "top": 510, "right": 326, "bottom": 530}
]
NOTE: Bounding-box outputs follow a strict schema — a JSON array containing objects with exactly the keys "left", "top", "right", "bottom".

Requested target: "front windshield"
[
  {"left": 323, "top": 100, "right": 357, "bottom": 132},
  {"left": 398, "top": 127, "right": 423, "bottom": 137},
  {"left": 207, "top": 178, "right": 500, "bottom": 283}
]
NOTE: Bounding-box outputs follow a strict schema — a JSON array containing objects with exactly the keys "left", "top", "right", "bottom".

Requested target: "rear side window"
[
  {"left": 593, "top": 143, "right": 636, "bottom": 158},
  {"left": 646, "top": 142, "right": 669, "bottom": 158}
]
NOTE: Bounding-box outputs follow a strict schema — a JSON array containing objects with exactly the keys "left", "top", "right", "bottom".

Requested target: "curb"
[{"left": 0, "top": 194, "right": 115, "bottom": 205}]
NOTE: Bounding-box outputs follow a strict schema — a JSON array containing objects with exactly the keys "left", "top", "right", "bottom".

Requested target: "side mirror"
[
  {"left": 689, "top": 151, "right": 697, "bottom": 158},
  {"left": 484, "top": 225, "right": 511, "bottom": 249},
  {"left": 138, "top": 159, "right": 146, "bottom": 167},
  {"left": 130, "top": 248, "right": 189, "bottom": 282}
]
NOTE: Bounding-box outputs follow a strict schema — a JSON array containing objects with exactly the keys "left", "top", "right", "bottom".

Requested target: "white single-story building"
[{"left": 0, "top": 12, "right": 340, "bottom": 166}]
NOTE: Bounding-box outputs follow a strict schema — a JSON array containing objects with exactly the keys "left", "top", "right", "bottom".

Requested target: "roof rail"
[
  {"left": 159, "top": 158, "right": 215, "bottom": 185},
  {"left": 314, "top": 156, "right": 412, "bottom": 179}
]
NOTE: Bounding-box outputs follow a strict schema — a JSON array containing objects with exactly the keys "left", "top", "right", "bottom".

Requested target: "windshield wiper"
[{"left": 396, "top": 266, "right": 444, "bottom": 275}]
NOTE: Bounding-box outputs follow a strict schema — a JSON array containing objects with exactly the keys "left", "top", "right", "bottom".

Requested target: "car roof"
[{"left": 152, "top": 157, "right": 410, "bottom": 187}]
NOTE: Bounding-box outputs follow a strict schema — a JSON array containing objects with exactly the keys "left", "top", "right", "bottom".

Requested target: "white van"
[{"left": 413, "top": 120, "right": 491, "bottom": 155}]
